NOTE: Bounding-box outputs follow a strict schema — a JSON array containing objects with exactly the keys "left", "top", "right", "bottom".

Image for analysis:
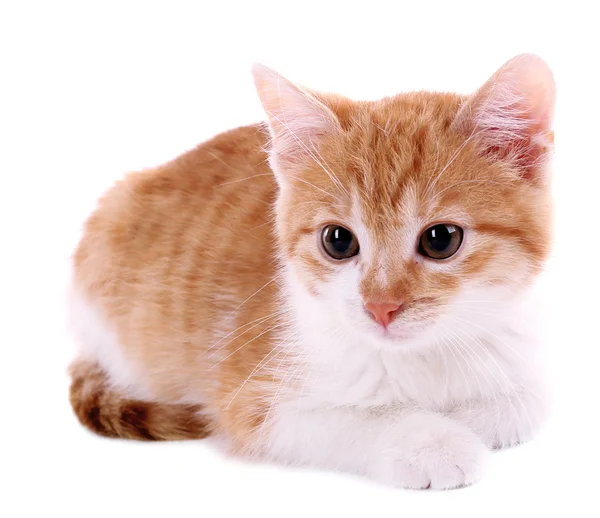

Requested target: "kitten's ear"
[
  {"left": 252, "top": 64, "right": 341, "bottom": 186},
  {"left": 452, "top": 54, "right": 556, "bottom": 183}
]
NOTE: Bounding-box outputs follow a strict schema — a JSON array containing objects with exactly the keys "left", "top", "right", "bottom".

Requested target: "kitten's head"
[{"left": 253, "top": 55, "right": 555, "bottom": 351}]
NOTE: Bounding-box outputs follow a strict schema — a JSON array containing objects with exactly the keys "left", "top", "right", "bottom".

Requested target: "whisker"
[
  {"left": 208, "top": 321, "right": 291, "bottom": 369},
  {"left": 446, "top": 316, "right": 535, "bottom": 440},
  {"left": 205, "top": 308, "right": 291, "bottom": 354},
  {"left": 256, "top": 337, "right": 310, "bottom": 444},
  {"left": 447, "top": 313, "right": 531, "bottom": 366},
  {"left": 225, "top": 348, "right": 283, "bottom": 409},
  {"left": 214, "top": 173, "right": 273, "bottom": 188},
  {"left": 229, "top": 275, "right": 282, "bottom": 315},
  {"left": 438, "top": 320, "right": 502, "bottom": 431},
  {"left": 440, "top": 336, "right": 471, "bottom": 398},
  {"left": 438, "top": 321, "right": 486, "bottom": 401}
]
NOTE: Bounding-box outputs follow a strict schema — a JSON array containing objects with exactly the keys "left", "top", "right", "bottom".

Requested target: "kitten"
[{"left": 68, "top": 54, "right": 555, "bottom": 489}]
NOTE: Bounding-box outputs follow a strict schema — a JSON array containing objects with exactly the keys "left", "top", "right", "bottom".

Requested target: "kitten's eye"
[
  {"left": 321, "top": 225, "right": 360, "bottom": 260},
  {"left": 419, "top": 224, "right": 463, "bottom": 260}
]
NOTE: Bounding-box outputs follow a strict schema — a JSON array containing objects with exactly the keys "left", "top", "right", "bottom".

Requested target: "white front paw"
[{"left": 371, "top": 412, "right": 487, "bottom": 490}]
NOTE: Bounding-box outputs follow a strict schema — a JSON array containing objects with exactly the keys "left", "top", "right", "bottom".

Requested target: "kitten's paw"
[
  {"left": 372, "top": 412, "right": 487, "bottom": 490},
  {"left": 450, "top": 390, "right": 548, "bottom": 450}
]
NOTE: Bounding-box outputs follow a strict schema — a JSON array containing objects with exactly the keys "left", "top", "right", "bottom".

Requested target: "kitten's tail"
[{"left": 68, "top": 359, "right": 211, "bottom": 441}]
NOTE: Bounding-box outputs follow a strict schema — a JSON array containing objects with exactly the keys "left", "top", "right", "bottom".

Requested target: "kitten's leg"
[
  {"left": 256, "top": 406, "right": 487, "bottom": 489},
  {"left": 448, "top": 387, "right": 547, "bottom": 449}
]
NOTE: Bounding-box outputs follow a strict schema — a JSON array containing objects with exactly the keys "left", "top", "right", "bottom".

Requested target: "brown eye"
[
  {"left": 321, "top": 225, "right": 360, "bottom": 260},
  {"left": 419, "top": 224, "right": 463, "bottom": 260}
]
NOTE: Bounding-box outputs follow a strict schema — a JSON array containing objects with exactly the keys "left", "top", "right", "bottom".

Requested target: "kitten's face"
[{"left": 254, "top": 56, "right": 555, "bottom": 351}]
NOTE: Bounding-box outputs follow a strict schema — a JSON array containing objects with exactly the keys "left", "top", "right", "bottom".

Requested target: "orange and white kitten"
[{"left": 69, "top": 54, "right": 555, "bottom": 489}]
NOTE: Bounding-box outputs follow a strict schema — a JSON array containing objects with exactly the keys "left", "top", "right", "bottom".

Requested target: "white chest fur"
[{"left": 280, "top": 280, "right": 543, "bottom": 412}]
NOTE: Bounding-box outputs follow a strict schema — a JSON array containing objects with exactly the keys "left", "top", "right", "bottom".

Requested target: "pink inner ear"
[
  {"left": 252, "top": 64, "right": 341, "bottom": 171},
  {"left": 454, "top": 54, "right": 556, "bottom": 181}
]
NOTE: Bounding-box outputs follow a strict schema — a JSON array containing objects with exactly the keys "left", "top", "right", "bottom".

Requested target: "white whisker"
[
  {"left": 209, "top": 321, "right": 290, "bottom": 369},
  {"left": 214, "top": 173, "right": 273, "bottom": 188}
]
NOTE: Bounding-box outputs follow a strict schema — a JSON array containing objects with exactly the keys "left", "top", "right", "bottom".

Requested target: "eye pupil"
[
  {"left": 331, "top": 227, "right": 352, "bottom": 252},
  {"left": 322, "top": 225, "right": 359, "bottom": 260},
  {"left": 419, "top": 224, "right": 463, "bottom": 259},
  {"left": 428, "top": 225, "right": 452, "bottom": 251}
]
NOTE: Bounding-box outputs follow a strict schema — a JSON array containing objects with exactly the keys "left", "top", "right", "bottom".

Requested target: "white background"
[{"left": 1, "top": 1, "right": 599, "bottom": 517}]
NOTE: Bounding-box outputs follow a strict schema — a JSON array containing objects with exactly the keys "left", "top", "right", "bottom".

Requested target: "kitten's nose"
[{"left": 364, "top": 301, "right": 404, "bottom": 327}]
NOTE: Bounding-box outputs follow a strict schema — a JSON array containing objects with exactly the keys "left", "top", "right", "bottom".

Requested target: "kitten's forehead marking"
[
  {"left": 397, "top": 183, "right": 421, "bottom": 252},
  {"left": 352, "top": 182, "right": 422, "bottom": 285}
]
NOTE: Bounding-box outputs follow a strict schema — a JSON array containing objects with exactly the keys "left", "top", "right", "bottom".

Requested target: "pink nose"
[{"left": 364, "top": 301, "right": 403, "bottom": 327}]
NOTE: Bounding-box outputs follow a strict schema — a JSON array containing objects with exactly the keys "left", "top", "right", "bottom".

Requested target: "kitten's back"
[{"left": 72, "top": 124, "right": 279, "bottom": 403}]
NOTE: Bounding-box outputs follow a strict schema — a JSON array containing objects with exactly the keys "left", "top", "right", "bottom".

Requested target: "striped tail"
[{"left": 69, "top": 359, "right": 210, "bottom": 441}]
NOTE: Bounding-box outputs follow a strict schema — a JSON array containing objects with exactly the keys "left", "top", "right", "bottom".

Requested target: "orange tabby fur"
[
  {"left": 69, "top": 55, "right": 554, "bottom": 461},
  {"left": 72, "top": 125, "right": 282, "bottom": 448}
]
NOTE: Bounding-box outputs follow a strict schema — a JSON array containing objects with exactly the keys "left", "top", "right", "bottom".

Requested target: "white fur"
[
  {"left": 67, "top": 284, "right": 152, "bottom": 399},
  {"left": 265, "top": 405, "right": 486, "bottom": 489}
]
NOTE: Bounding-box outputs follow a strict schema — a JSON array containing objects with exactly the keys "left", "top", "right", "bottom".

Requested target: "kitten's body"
[{"left": 69, "top": 55, "right": 555, "bottom": 488}]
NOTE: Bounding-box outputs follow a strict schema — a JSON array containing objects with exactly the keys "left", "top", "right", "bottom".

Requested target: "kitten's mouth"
[
  {"left": 350, "top": 304, "right": 435, "bottom": 344},
  {"left": 374, "top": 323, "right": 418, "bottom": 341}
]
